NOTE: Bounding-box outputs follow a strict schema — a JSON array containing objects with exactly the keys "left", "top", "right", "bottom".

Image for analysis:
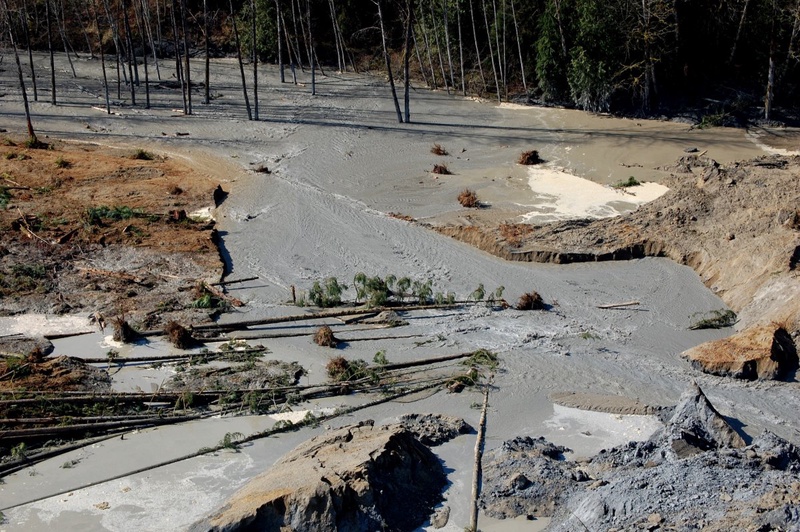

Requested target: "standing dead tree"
[
  {"left": 376, "top": 0, "right": 403, "bottom": 122},
  {"left": 251, "top": 0, "right": 259, "bottom": 119},
  {"left": 20, "top": 0, "right": 38, "bottom": 101},
  {"left": 229, "top": 0, "right": 252, "bottom": 119},
  {"left": 92, "top": 0, "right": 111, "bottom": 113},
  {"left": 3, "top": 0, "right": 39, "bottom": 146}
]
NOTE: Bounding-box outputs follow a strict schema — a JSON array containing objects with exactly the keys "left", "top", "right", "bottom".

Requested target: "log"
[
  {"left": 596, "top": 301, "right": 640, "bottom": 309},
  {"left": 0, "top": 413, "right": 200, "bottom": 440},
  {"left": 210, "top": 276, "right": 259, "bottom": 287},
  {"left": 202, "top": 281, "right": 244, "bottom": 307},
  {"left": 469, "top": 385, "right": 490, "bottom": 531}
]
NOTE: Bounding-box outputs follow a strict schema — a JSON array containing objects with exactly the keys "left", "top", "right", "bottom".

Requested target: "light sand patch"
[
  {"left": 543, "top": 404, "right": 662, "bottom": 457},
  {"left": 269, "top": 407, "right": 338, "bottom": 425},
  {"left": 0, "top": 314, "right": 94, "bottom": 337},
  {"left": 520, "top": 166, "right": 668, "bottom": 223}
]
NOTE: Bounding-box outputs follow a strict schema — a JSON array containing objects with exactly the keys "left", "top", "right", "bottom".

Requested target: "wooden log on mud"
[
  {"left": 596, "top": 300, "right": 640, "bottom": 309},
  {"left": 0, "top": 413, "right": 201, "bottom": 440},
  {"left": 469, "top": 385, "right": 490, "bottom": 531},
  {"left": 210, "top": 276, "right": 259, "bottom": 287},
  {"left": 202, "top": 281, "right": 244, "bottom": 307}
]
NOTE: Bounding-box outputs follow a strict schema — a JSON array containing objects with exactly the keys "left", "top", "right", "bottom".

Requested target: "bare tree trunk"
[
  {"left": 141, "top": 0, "right": 161, "bottom": 80},
  {"left": 510, "top": 0, "right": 526, "bottom": 95},
  {"left": 492, "top": 0, "right": 503, "bottom": 99},
  {"left": 290, "top": 0, "right": 306, "bottom": 70},
  {"left": 457, "top": 1, "right": 466, "bottom": 95},
  {"left": 553, "top": 0, "right": 567, "bottom": 57},
  {"left": 765, "top": 45, "right": 775, "bottom": 119},
  {"left": 21, "top": 0, "right": 38, "bottom": 101},
  {"left": 276, "top": 0, "right": 285, "bottom": 82},
  {"left": 280, "top": 10, "right": 298, "bottom": 83},
  {"left": 412, "top": 25, "right": 429, "bottom": 87},
  {"left": 46, "top": 0, "right": 57, "bottom": 104},
  {"left": 134, "top": 0, "right": 150, "bottom": 108},
  {"left": 204, "top": 0, "right": 210, "bottom": 103},
  {"left": 404, "top": 0, "right": 414, "bottom": 122},
  {"left": 307, "top": 0, "right": 316, "bottom": 95},
  {"left": 377, "top": 0, "right": 403, "bottom": 122},
  {"left": 729, "top": 0, "right": 750, "bottom": 64},
  {"left": 482, "top": 0, "right": 500, "bottom": 101},
  {"left": 469, "top": 0, "right": 486, "bottom": 93},
  {"left": 74, "top": 0, "right": 95, "bottom": 57},
  {"left": 56, "top": 0, "right": 77, "bottom": 77},
  {"left": 297, "top": 0, "right": 313, "bottom": 69},
  {"left": 92, "top": 0, "right": 111, "bottom": 114},
  {"left": 180, "top": 0, "right": 192, "bottom": 114},
  {"left": 328, "top": 0, "right": 343, "bottom": 72},
  {"left": 171, "top": 0, "right": 187, "bottom": 113},
  {"left": 120, "top": 0, "right": 136, "bottom": 105},
  {"left": 442, "top": 0, "right": 456, "bottom": 91},
  {"left": 248, "top": 0, "right": 258, "bottom": 119},
  {"left": 229, "top": 0, "right": 252, "bottom": 119},
  {"left": 429, "top": 0, "right": 450, "bottom": 93},
  {"left": 417, "top": 3, "right": 438, "bottom": 89},
  {"left": 101, "top": 0, "right": 124, "bottom": 99},
  {"left": 4, "top": 0, "right": 38, "bottom": 144}
]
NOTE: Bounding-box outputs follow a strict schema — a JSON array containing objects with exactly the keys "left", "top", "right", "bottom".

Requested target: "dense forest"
[{"left": 2, "top": 0, "right": 799, "bottom": 125}]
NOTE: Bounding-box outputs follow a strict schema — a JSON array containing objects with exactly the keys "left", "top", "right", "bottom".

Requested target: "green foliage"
[
  {"left": 0, "top": 187, "right": 11, "bottom": 209},
  {"left": 219, "top": 432, "right": 245, "bottom": 451},
  {"left": 412, "top": 279, "right": 433, "bottom": 304},
  {"left": 85, "top": 206, "right": 147, "bottom": 226},
  {"left": 11, "top": 442, "right": 27, "bottom": 460},
  {"left": 373, "top": 350, "right": 389, "bottom": 366},
  {"left": 613, "top": 176, "right": 641, "bottom": 188},
  {"left": 308, "top": 277, "right": 348, "bottom": 308},
  {"left": 536, "top": 0, "right": 571, "bottom": 101},
  {"left": 689, "top": 309, "right": 737, "bottom": 330},
  {"left": 5, "top": 356, "right": 31, "bottom": 378},
  {"left": 568, "top": 46, "right": 612, "bottom": 112},
  {"left": 470, "top": 283, "right": 485, "bottom": 302}
]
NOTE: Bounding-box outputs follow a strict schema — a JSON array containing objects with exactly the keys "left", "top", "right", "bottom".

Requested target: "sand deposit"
[{"left": 1, "top": 53, "right": 799, "bottom": 531}]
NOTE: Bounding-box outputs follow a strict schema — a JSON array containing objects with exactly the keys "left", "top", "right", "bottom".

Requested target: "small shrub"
[
  {"left": 613, "top": 176, "right": 641, "bottom": 189},
  {"left": 517, "top": 291, "right": 545, "bottom": 310},
  {"left": 11, "top": 442, "right": 28, "bottom": 460},
  {"left": 458, "top": 188, "right": 479, "bottom": 208},
  {"left": 219, "top": 431, "right": 245, "bottom": 451},
  {"left": 54, "top": 156, "right": 71, "bottom": 168},
  {"left": 326, "top": 356, "right": 368, "bottom": 382},
  {"left": 432, "top": 163, "right": 452, "bottom": 175},
  {"left": 23, "top": 137, "right": 48, "bottom": 149},
  {"left": 373, "top": 350, "right": 388, "bottom": 365},
  {"left": 164, "top": 321, "right": 196, "bottom": 349},
  {"left": 308, "top": 277, "right": 347, "bottom": 308},
  {"left": 517, "top": 150, "right": 542, "bottom": 165},
  {"left": 431, "top": 143, "right": 448, "bottom": 156},
  {"left": 131, "top": 149, "right": 154, "bottom": 160},
  {"left": 314, "top": 325, "right": 338, "bottom": 348},
  {"left": 1, "top": 137, "right": 16, "bottom": 146},
  {"left": 168, "top": 184, "right": 183, "bottom": 195}
]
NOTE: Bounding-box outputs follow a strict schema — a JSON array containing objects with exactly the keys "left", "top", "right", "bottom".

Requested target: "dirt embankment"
[
  {"left": 434, "top": 154, "right": 800, "bottom": 377},
  {"left": 0, "top": 138, "right": 225, "bottom": 329}
]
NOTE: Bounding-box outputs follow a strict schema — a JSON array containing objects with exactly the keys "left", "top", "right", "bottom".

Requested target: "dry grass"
[
  {"left": 517, "top": 291, "right": 545, "bottom": 310},
  {"left": 517, "top": 150, "right": 542, "bottom": 165},
  {"left": 431, "top": 143, "right": 449, "bottom": 156},
  {"left": 499, "top": 223, "right": 534, "bottom": 246},
  {"left": 314, "top": 325, "right": 338, "bottom": 348},
  {"left": 432, "top": 164, "right": 452, "bottom": 175},
  {"left": 458, "top": 188, "right": 479, "bottom": 208},
  {"left": 165, "top": 321, "right": 196, "bottom": 349},
  {"left": 388, "top": 212, "right": 415, "bottom": 222}
]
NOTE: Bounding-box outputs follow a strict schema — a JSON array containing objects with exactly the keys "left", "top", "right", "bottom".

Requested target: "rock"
[
  {"left": 0, "top": 335, "right": 54, "bottom": 358},
  {"left": 656, "top": 382, "right": 745, "bottom": 456},
  {"left": 479, "top": 436, "right": 577, "bottom": 519},
  {"left": 682, "top": 325, "right": 798, "bottom": 380},
  {"left": 190, "top": 423, "right": 446, "bottom": 532},
  {"left": 397, "top": 413, "right": 473, "bottom": 446},
  {"left": 430, "top": 506, "right": 450, "bottom": 529}
]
